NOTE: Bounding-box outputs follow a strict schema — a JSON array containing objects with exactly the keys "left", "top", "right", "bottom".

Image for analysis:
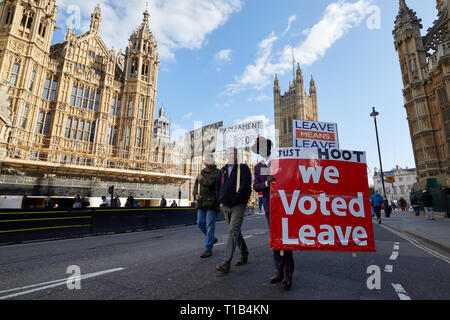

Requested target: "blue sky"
[{"left": 52, "top": 0, "right": 438, "bottom": 182}]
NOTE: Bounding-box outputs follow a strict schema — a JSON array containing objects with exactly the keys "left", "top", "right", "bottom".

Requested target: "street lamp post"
[{"left": 370, "top": 107, "right": 390, "bottom": 217}]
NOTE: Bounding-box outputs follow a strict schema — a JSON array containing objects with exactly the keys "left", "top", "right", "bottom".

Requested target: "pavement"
[{"left": 376, "top": 210, "right": 450, "bottom": 254}]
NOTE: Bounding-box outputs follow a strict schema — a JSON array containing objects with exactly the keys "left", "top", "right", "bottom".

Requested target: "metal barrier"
[{"left": 0, "top": 207, "right": 229, "bottom": 246}]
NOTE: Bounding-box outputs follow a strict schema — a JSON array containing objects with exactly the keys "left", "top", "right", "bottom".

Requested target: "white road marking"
[
  {"left": 389, "top": 251, "right": 399, "bottom": 260},
  {"left": 378, "top": 224, "right": 450, "bottom": 264},
  {"left": 393, "top": 244, "right": 400, "bottom": 250},
  {"left": 214, "top": 230, "right": 268, "bottom": 247},
  {"left": 384, "top": 265, "right": 393, "bottom": 273},
  {"left": 0, "top": 267, "right": 124, "bottom": 300},
  {"left": 392, "top": 283, "right": 411, "bottom": 300}
]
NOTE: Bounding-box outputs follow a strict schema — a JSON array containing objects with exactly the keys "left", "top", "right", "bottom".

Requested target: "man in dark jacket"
[
  {"left": 421, "top": 189, "right": 434, "bottom": 220},
  {"left": 193, "top": 153, "right": 220, "bottom": 258},
  {"left": 252, "top": 137, "right": 294, "bottom": 290},
  {"left": 215, "top": 147, "right": 252, "bottom": 273}
]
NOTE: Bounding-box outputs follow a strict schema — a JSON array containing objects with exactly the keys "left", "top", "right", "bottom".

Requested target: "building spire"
[
  {"left": 90, "top": 4, "right": 102, "bottom": 34},
  {"left": 394, "top": 0, "right": 422, "bottom": 30}
]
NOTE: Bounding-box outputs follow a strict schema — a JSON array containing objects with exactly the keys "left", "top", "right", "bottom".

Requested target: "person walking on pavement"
[
  {"left": 215, "top": 147, "right": 252, "bottom": 273},
  {"left": 111, "top": 195, "right": 121, "bottom": 208},
  {"left": 411, "top": 193, "right": 420, "bottom": 216},
  {"left": 193, "top": 153, "right": 220, "bottom": 259},
  {"left": 421, "top": 189, "right": 435, "bottom": 220},
  {"left": 160, "top": 195, "right": 167, "bottom": 207},
  {"left": 371, "top": 190, "right": 384, "bottom": 224},
  {"left": 252, "top": 137, "right": 294, "bottom": 290}
]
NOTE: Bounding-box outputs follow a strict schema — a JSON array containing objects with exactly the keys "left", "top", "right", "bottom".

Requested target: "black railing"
[{"left": 0, "top": 207, "right": 240, "bottom": 246}]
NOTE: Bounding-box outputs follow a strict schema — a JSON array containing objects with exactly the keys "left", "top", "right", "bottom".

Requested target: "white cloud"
[
  {"left": 282, "top": 15, "right": 297, "bottom": 36},
  {"left": 224, "top": 0, "right": 374, "bottom": 96},
  {"left": 56, "top": 0, "right": 243, "bottom": 61},
  {"left": 215, "top": 49, "right": 233, "bottom": 63},
  {"left": 248, "top": 95, "right": 271, "bottom": 102}
]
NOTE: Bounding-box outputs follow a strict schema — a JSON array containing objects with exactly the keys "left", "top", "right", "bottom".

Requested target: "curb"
[{"left": 404, "top": 230, "right": 450, "bottom": 254}]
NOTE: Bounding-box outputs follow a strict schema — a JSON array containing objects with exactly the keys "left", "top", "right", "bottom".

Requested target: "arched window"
[
  {"left": 20, "top": 9, "right": 34, "bottom": 29},
  {"left": 38, "top": 20, "right": 47, "bottom": 37},
  {"left": 131, "top": 58, "right": 138, "bottom": 74},
  {"left": 5, "top": 6, "right": 15, "bottom": 25},
  {"left": 10, "top": 61, "right": 20, "bottom": 86}
]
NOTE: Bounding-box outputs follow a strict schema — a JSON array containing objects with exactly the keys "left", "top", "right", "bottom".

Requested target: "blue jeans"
[
  {"left": 258, "top": 196, "right": 263, "bottom": 211},
  {"left": 197, "top": 209, "right": 218, "bottom": 251}
]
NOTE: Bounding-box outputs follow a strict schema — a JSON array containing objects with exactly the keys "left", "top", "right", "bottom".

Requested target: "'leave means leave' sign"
[
  {"left": 293, "top": 120, "right": 339, "bottom": 149},
  {"left": 270, "top": 148, "right": 375, "bottom": 252}
]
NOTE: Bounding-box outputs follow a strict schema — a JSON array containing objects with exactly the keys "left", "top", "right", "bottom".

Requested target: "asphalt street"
[{"left": 0, "top": 213, "right": 449, "bottom": 301}]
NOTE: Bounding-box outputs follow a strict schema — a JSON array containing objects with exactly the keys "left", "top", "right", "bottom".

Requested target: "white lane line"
[
  {"left": 0, "top": 267, "right": 124, "bottom": 300},
  {"left": 384, "top": 265, "right": 393, "bottom": 273},
  {"left": 392, "top": 283, "right": 412, "bottom": 300},
  {"left": 214, "top": 231, "right": 268, "bottom": 247},
  {"left": 378, "top": 224, "right": 450, "bottom": 264},
  {"left": 389, "top": 251, "right": 399, "bottom": 260},
  {"left": 393, "top": 244, "right": 400, "bottom": 250}
]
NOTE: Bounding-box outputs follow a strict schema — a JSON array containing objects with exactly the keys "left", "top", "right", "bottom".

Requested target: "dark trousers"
[
  {"left": 373, "top": 206, "right": 381, "bottom": 220},
  {"left": 266, "top": 213, "right": 294, "bottom": 276}
]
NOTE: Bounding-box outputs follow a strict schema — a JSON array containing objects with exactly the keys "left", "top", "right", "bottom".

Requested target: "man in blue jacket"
[
  {"left": 371, "top": 191, "right": 384, "bottom": 224},
  {"left": 215, "top": 147, "right": 252, "bottom": 274}
]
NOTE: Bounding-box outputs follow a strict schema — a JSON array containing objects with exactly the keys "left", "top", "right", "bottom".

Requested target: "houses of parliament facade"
[
  {"left": 0, "top": 0, "right": 191, "bottom": 208},
  {"left": 393, "top": 0, "right": 450, "bottom": 188}
]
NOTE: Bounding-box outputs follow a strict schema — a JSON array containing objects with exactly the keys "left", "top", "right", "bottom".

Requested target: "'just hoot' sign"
[{"left": 270, "top": 148, "right": 375, "bottom": 252}]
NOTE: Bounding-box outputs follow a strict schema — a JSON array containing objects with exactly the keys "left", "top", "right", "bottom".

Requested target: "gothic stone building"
[
  {"left": 0, "top": 1, "right": 190, "bottom": 208},
  {"left": 393, "top": 0, "right": 450, "bottom": 188},
  {"left": 274, "top": 64, "right": 318, "bottom": 148}
]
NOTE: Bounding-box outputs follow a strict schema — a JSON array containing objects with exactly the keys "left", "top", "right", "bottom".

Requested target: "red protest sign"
[{"left": 270, "top": 148, "right": 375, "bottom": 252}]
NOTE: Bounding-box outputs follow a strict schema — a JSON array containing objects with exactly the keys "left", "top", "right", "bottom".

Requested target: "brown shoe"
[
  {"left": 216, "top": 263, "right": 230, "bottom": 273},
  {"left": 270, "top": 272, "right": 283, "bottom": 284},
  {"left": 234, "top": 256, "right": 248, "bottom": 266},
  {"left": 200, "top": 251, "right": 212, "bottom": 258},
  {"left": 281, "top": 275, "right": 292, "bottom": 290}
]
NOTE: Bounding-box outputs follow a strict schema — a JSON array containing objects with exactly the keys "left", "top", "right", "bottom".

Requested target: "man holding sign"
[
  {"left": 270, "top": 148, "right": 375, "bottom": 253},
  {"left": 252, "top": 137, "right": 294, "bottom": 290}
]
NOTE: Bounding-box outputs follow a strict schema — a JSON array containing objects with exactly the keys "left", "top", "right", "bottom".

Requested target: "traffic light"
[{"left": 108, "top": 186, "right": 114, "bottom": 195}]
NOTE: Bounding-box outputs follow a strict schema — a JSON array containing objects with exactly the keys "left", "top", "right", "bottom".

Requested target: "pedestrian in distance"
[
  {"left": 171, "top": 200, "right": 178, "bottom": 207},
  {"left": 258, "top": 192, "right": 264, "bottom": 212},
  {"left": 371, "top": 190, "right": 384, "bottom": 224},
  {"left": 193, "top": 153, "right": 220, "bottom": 259},
  {"left": 252, "top": 136, "right": 294, "bottom": 290},
  {"left": 100, "top": 196, "right": 111, "bottom": 208},
  {"left": 125, "top": 196, "right": 134, "bottom": 208},
  {"left": 160, "top": 195, "right": 167, "bottom": 207},
  {"left": 81, "top": 197, "right": 90, "bottom": 208},
  {"left": 44, "top": 196, "right": 55, "bottom": 209},
  {"left": 111, "top": 195, "right": 121, "bottom": 208},
  {"left": 411, "top": 193, "right": 420, "bottom": 216},
  {"left": 73, "top": 194, "right": 83, "bottom": 209},
  {"left": 421, "top": 189, "right": 435, "bottom": 220},
  {"left": 215, "top": 147, "right": 252, "bottom": 273}
]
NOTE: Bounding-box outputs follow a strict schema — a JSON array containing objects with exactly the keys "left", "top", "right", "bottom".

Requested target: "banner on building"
[
  {"left": 292, "top": 120, "right": 339, "bottom": 149},
  {"left": 182, "top": 121, "right": 223, "bottom": 160},
  {"left": 270, "top": 147, "right": 375, "bottom": 252},
  {"left": 215, "top": 120, "right": 264, "bottom": 153}
]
